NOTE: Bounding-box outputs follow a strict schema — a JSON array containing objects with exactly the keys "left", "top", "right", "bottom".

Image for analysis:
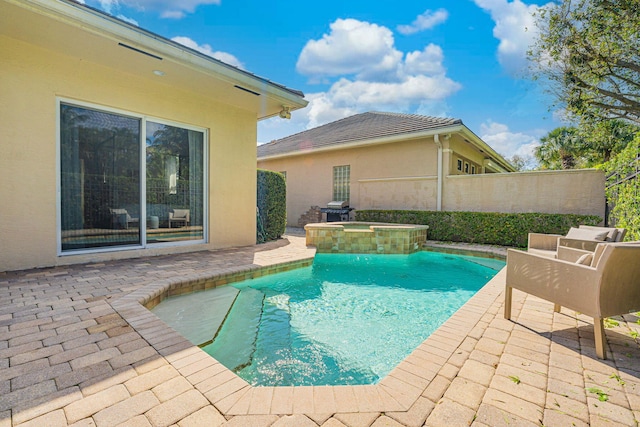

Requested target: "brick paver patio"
[{"left": 1, "top": 233, "right": 640, "bottom": 426}]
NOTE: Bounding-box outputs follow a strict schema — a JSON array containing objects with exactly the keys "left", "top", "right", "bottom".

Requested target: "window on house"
[
  {"left": 333, "top": 165, "right": 350, "bottom": 202},
  {"left": 471, "top": 165, "right": 476, "bottom": 174},
  {"left": 59, "top": 101, "right": 206, "bottom": 253},
  {"left": 457, "top": 159, "right": 463, "bottom": 171},
  {"left": 464, "top": 162, "right": 470, "bottom": 174}
]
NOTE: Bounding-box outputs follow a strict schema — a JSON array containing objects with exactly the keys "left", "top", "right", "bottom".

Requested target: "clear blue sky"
[{"left": 83, "top": 0, "right": 560, "bottom": 165}]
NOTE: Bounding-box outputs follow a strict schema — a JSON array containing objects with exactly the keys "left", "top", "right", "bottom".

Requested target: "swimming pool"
[{"left": 153, "top": 251, "right": 503, "bottom": 387}]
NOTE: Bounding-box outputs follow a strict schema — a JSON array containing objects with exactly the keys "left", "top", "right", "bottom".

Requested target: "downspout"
[{"left": 434, "top": 134, "right": 443, "bottom": 211}]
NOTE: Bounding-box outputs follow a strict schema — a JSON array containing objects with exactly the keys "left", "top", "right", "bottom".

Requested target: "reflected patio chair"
[
  {"left": 505, "top": 242, "right": 640, "bottom": 359},
  {"left": 109, "top": 208, "right": 139, "bottom": 229},
  {"left": 527, "top": 225, "right": 627, "bottom": 258},
  {"left": 168, "top": 209, "right": 190, "bottom": 228}
]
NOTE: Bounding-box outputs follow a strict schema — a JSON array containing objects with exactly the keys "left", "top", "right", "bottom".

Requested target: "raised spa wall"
[{"left": 304, "top": 222, "right": 429, "bottom": 254}]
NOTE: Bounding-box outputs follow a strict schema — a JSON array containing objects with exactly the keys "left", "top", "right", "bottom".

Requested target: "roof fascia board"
[
  {"left": 10, "top": 0, "right": 306, "bottom": 108},
  {"left": 257, "top": 124, "right": 465, "bottom": 161},
  {"left": 458, "top": 127, "right": 516, "bottom": 172}
]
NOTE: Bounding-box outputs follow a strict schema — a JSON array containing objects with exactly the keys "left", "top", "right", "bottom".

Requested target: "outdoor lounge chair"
[
  {"left": 527, "top": 225, "right": 626, "bottom": 258},
  {"left": 168, "top": 208, "right": 190, "bottom": 228},
  {"left": 109, "top": 208, "right": 139, "bottom": 229},
  {"left": 504, "top": 241, "right": 640, "bottom": 359}
]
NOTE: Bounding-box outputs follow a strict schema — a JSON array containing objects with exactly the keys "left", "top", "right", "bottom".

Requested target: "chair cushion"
[
  {"left": 566, "top": 227, "right": 609, "bottom": 241},
  {"left": 579, "top": 225, "right": 618, "bottom": 242},
  {"left": 605, "top": 229, "right": 618, "bottom": 242},
  {"left": 172, "top": 209, "right": 189, "bottom": 218},
  {"left": 576, "top": 253, "right": 593, "bottom": 265}
]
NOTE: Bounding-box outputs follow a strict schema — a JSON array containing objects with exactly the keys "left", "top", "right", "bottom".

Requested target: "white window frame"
[{"left": 56, "top": 98, "right": 209, "bottom": 256}]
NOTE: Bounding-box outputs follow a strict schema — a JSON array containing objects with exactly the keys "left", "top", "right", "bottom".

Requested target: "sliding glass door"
[
  {"left": 59, "top": 101, "right": 206, "bottom": 253},
  {"left": 145, "top": 122, "right": 204, "bottom": 244}
]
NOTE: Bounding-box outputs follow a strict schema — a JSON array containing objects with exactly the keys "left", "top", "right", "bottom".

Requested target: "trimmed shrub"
[
  {"left": 257, "top": 169, "right": 286, "bottom": 243},
  {"left": 355, "top": 210, "right": 602, "bottom": 247}
]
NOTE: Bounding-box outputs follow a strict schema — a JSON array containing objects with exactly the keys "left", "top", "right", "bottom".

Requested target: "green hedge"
[
  {"left": 257, "top": 169, "right": 286, "bottom": 243},
  {"left": 355, "top": 210, "right": 602, "bottom": 247}
]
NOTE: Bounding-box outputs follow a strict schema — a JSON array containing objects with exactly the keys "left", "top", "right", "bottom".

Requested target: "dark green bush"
[
  {"left": 355, "top": 210, "right": 602, "bottom": 247},
  {"left": 257, "top": 169, "right": 286, "bottom": 243}
]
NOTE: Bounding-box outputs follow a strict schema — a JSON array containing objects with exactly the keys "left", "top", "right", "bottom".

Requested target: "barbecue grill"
[{"left": 320, "top": 201, "right": 353, "bottom": 222}]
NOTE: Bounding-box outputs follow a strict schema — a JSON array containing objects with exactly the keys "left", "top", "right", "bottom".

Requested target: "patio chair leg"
[
  {"left": 594, "top": 317, "right": 607, "bottom": 359},
  {"left": 553, "top": 303, "right": 561, "bottom": 313},
  {"left": 504, "top": 286, "right": 512, "bottom": 320}
]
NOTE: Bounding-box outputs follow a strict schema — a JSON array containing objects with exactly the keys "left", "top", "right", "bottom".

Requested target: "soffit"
[{"left": 0, "top": 0, "right": 307, "bottom": 119}]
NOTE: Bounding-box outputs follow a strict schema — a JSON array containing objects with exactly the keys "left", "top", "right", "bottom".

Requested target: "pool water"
[{"left": 201, "top": 252, "right": 504, "bottom": 386}]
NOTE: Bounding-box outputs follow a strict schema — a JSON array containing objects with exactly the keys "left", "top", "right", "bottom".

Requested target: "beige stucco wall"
[
  {"left": 443, "top": 169, "right": 605, "bottom": 217},
  {"left": 258, "top": 138, "right": 439, "bottom": 225},
  {"left": 358, "top": 177, "right": 438, "bottom": 211},
  {"left": 0, "top": 35, "right": 257, "bottom": 271}
]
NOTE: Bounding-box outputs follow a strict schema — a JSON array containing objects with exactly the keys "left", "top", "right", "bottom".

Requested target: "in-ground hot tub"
[{"left": 304, "top": 221, "right": 428, "bottom": 254}]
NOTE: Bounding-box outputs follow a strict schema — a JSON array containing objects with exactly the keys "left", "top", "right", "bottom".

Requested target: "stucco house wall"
[
  {"left": 0, "top": 0, "right": 306, "bottom": 272},
  {"left": 0, "top": 36, "right": 256, "bottom": 271},
  {"left": 258, "top": 130, "right": 518, "bottom": 225},
  {"left": 259, "top": 137, "right": 441, "bottom": 225}
]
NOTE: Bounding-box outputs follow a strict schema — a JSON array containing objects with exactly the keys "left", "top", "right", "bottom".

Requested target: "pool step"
[
  {"left": 151, "top": 286, "right": 239, "bottom": 347},
  {"left": 202, "top": 288, "right": 265, "bottom": 372},
  {"left": 235, "top": 293, "right": 295, "bottom": 384}
]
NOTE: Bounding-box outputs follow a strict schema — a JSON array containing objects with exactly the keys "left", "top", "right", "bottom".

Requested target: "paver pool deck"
[{"left": 2, "top": 233, "right": 640, "bottom": 427}]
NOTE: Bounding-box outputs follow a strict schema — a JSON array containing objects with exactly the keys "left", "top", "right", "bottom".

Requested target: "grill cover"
[{"left": 327, "top": 200, "right": 349, "bottom": 209}]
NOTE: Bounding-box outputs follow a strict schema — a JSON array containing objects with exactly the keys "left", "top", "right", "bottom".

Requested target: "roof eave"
[
  {"left": 458, "top": 127, "right": 516, "bottom": 172},
  {"left": 10, "top": 0, "right": 307, "bottom": 112},
  {"left": 257, "top": 124, "right": 465, "bottom": 161}
]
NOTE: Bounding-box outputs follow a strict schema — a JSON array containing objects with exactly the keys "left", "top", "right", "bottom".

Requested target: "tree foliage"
[
  {"left": 535, "top": 121, "right": 638, "bottom": 170},
  {"left": 603, "top": 133, "right": 640, "bottom": 240},
  {"left": 579, "top": 120, "right": 639, "bottom": 165},
  {"left": 535, "top": 126, "right": 584, "bottom": 169},
  {"left": 530, "top": 0, "right": 640, "bottom": 125}
]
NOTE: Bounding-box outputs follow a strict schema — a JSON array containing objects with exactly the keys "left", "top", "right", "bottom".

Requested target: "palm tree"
[{"left": 535, "top": 127, "right": 584, "bottom": 170}]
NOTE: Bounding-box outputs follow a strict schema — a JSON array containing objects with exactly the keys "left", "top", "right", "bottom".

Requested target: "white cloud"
[
  {"left": 304, "top": 93, "right": 361, "bottom": 130},
  {"left": 473, "top": 0, "right": 552, "bottom": 77},
  {"left": 259, "top": 18, "right": 464, "bottom": 141},
  {"left": 116, "top": 14, "right": 139, "bottom": 25},
  {"left": 397, "top": 9, "right": 449, "bottom": 35},
  {"left": 326, "top": 75, "right": 460, "bottom": 108},
  {"left": 402, "top": 44, "right": 445, "bottom": 76},
  {"left": 479, "top": 120, "right": 541, "bottom": 167},
  {"left": 171, "top": 36, "right": 244, "bottom": 69},
  {"left": 95, "top": 0, "right": 219, "bottom": 19},
  {"left": 260, "top": 15, "right": 466, "bottom": 144},
  {"left": 296, "top": 19, "right": 402, "bottom": 81},
  {"left": 97, "top": 0, "right": 117, "bottom": 14},
  {"left": 302, "top": 72, "right": 460, "bottom": 128}
]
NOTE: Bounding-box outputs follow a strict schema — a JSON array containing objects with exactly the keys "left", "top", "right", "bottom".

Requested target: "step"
[
  {"left": 202, "top": 287, "right": 265, "bottom": 371},
  {"left": 151, "top": 286, "right": 239, "bottom": 346}
]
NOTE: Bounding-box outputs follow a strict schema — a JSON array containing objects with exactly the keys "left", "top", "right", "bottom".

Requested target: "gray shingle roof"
[{"left": 258, "top": 112, "right": 462, "bottom": 158}]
